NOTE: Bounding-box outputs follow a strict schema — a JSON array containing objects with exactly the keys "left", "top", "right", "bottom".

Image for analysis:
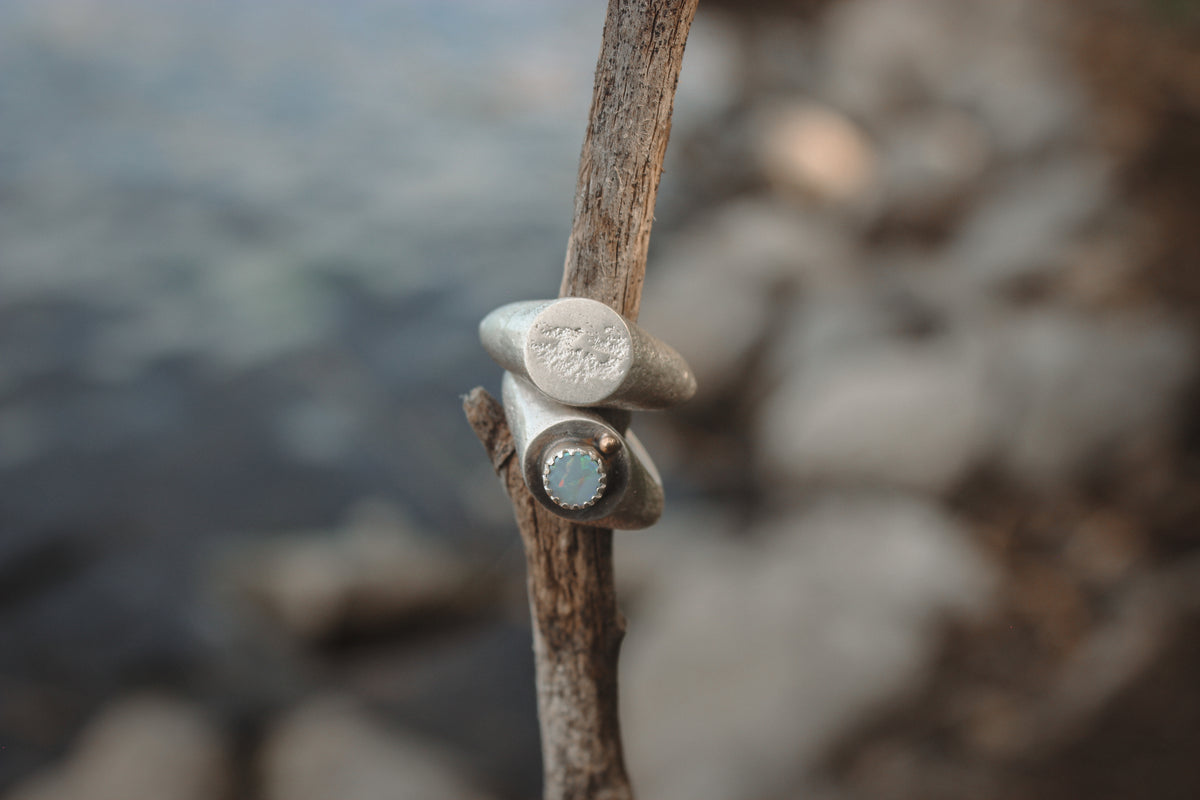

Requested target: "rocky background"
[{"left": 2, "top": 1, "right": 1199, "bottom": 799}]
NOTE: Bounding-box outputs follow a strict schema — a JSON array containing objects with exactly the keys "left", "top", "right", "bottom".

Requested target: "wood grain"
[{"left": 561, "top": 0, "right": 700, "bottom": 321}]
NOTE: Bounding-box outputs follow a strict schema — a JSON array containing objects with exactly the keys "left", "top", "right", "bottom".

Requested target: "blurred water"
[
  {"left": 0, "top": 0, "right": 607, "bottom": 525},
  {"left": 0, "top": 0, "right": 609, "bottom": 774}
]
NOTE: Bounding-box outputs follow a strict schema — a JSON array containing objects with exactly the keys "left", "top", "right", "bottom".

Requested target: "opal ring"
[
  {"left": 501, "top": 373, "right": 664, "bottom": 529},
  {"left": 481, "top": 297, "right": 693, "bottom": 529},
  {"left": 480, "top": 298, "right": 697, "bottom": 410}
]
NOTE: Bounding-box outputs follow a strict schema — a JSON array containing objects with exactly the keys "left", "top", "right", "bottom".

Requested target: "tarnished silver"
[
  {"left": 502, "top": 372, "right": 664, "bottom": 529},
  {"left": 480, "top": 298, "right": 697, "bottom": 410}
]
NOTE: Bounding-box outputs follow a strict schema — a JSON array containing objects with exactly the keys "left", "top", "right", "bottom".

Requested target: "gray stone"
[
  {"left": 765, "top": 305, "right": 1193, "bottom": 493},
  {"left": 878, "top": 109, "right": 991, "bottom": 215},
  {"left": 761, "top": 341, "right": 995, "bottom": 495},
  {"left": 259, "top": 696, "right": 493, "bottom": 800},
  {"left": 640, "top": 199, "right": 853, "bottom": 393},
  {"left": 987, "top": 311, "right": 1193, "bottom": 485},
  {"left": 227, "top": 500, "right": 488, "bottom": 642},
  {"left": 4, "top": 695, "right": 230, "bottom": 800},
  {"left": 621, "top": 494, "right": 995, "bottom": 800},
  {"left": 613, "top": 503, "right": 740, "bottom": 605},
  {"left": 822, "top": 0, "right": 1082, "bottom": 155},
  {"left": 948, "top": 157, "right": 1110, "bottom": 291}
]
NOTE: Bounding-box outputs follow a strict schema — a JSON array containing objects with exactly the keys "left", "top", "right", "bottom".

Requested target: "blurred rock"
[
  {"left": 613, "top": 502, "right": 740, "bottom": 606},
  {"left": 779, "top": 277, "right": 948, "bottom": 372},
  {"left": 5, "top": 695, "right": 230, "bottom": 800},
  {"left": 330, "top": 623, "right": 542, "bottom": 800},
  {"left": 761, "top": 342, "right": 994, "bottom": 495},
  {"left": 642, "top": 199, "right": 852, "bottom": 392},
  {"left": 756, "top": 103, "right": 878, "bottom": 204},
  {"left": 987, "top": 311, "right": 1193, "bottom": 486},
  {"left": 622, "top": 493, "right": 995, "bottom": 800},
  {"left": 821, "top": 0, "right": 956, "bottom": 122},
  {"left": 822, "top": 0, "right": 1081, "bottom": 155},
  {"left": 230, "top": 500, "right": 492, "bottom": 643},
  {"left": 948, "top": 157, "right": 1110, "bottom": 292},
  {"left": 811, "top": 535, "right": 1200, "bottom": 800},
  {"left": 878, "top": 109, "right": 990, "bottom": 218},
  {"left": 259, "top": 695, "right": 492, "bottom": 800},
  {"left": 669, "top": 13, "right": 743, "bottom": 127}
]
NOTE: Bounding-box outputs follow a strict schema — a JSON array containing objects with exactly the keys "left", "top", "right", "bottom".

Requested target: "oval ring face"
[{"left": 524, "top": 298, "right": 633, "bottom": 406}]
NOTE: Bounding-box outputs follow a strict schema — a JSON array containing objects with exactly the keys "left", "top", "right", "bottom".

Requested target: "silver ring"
[
  {"left": 480, "top": 298, "right": 696, "bottom": 411},
  {"left": 501, "top": 372, "right": 664, "bottom": 530}
]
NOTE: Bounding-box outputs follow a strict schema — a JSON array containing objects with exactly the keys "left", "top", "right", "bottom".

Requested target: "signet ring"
[{"left": 480, "top": 298, "right": 696, "bottom": 411}]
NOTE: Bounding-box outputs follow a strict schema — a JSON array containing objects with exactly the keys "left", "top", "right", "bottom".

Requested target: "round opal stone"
[{"left": 544, "top": 448, "right": 606, "bottom": 509}]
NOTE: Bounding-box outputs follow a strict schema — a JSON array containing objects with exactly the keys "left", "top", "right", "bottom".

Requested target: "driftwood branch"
[
  {"left": 561, "top": 0, "right": 700, "bottom": 320},
  {"left": 465, "top": 1, "right": 698, "bottom": 798}
]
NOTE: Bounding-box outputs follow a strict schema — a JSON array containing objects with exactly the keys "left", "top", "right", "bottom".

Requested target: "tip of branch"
[{"left": 462, "top": 386, "right": 515, "bottom": 474}]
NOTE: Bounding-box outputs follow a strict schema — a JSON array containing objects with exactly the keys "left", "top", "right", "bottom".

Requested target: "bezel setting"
[{"left": 542, "top": 446, "right": 607, "bottom": 510}]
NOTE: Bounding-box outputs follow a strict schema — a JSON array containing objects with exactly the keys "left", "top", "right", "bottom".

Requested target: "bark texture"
[
  {"left": 561, "top": 0, "right": 700, "bottom": 321},
  {"left": 465, "top": 1, "right": 698, "bottom": 798}
]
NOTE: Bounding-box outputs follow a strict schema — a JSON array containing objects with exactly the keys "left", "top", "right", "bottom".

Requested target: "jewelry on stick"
[{"left": 480, "top": 297, "right": 694, "bottom": 529}]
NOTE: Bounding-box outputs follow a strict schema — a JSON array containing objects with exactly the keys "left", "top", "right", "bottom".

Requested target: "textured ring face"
[{"left": 524, "top": 299, "right": 634, "bottom": 407}]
